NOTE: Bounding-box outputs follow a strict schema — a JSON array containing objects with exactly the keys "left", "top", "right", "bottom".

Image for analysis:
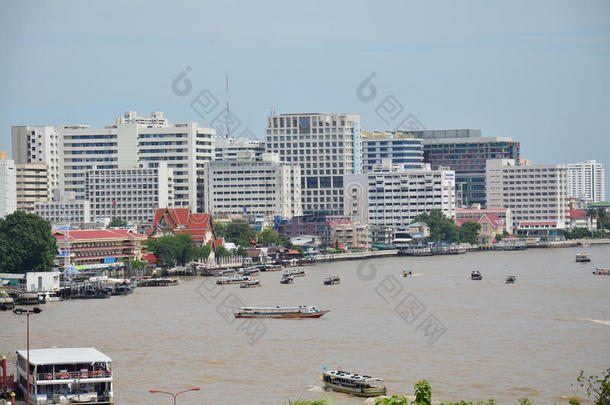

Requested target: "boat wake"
[
  {"left": 584, "top": 318, "right": 610, "bottom": 326},
  {"left": 307, "top": 385, "right": 325, "bottom": 392}
]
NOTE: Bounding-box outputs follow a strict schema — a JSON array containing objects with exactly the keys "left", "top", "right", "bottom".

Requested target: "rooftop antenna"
[{"left": 225, "top": 73, "right": 230, "bottom": 139}]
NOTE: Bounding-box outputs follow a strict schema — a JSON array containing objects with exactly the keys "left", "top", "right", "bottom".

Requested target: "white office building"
[
  {"left": 86, "top": 162, "right": 174, "bottom": 224},
  {"left": 213, "top": 136, "right": 265, "bottom": 161},
  {"left": 13, "top": 112, "right": 214, "bottom": 211},
  {"left": 265, "top": 112, "right": 361, "bottom": 216},
  {"left": 361, "top": 131, "right": 424, "bottom": 172},
  {"left": 201, "top": 153, "right": 301, "bottom": 219},
  {"left": 486, "top": 159, "right": 567, "bottom": 233},
  {"left": 567, "top": 160, "right": 605, "bottom": 203},
  {"left": 344, "top": 163, "right": 456, "bottom": 231},
  {"left": 15, "top": 162, "right": 50, "bottom": 213},
  {"left": 0, "top": 158, "right": 17, "bottom": 217},
  {"left": 35, "top": 200, "right": 91, "bottom": 226},
  {"left": 11, "top": 126, "right": 61, "bottom": 198}
]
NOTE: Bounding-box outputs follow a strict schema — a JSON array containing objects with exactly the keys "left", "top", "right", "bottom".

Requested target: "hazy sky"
[{"left": 1, "top": 0, "right": 609, "bottom": 194}]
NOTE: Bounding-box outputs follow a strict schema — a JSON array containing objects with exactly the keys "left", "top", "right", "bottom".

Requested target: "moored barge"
[{"left": 234, "top": 305, "right": 329, "bottom": 319}]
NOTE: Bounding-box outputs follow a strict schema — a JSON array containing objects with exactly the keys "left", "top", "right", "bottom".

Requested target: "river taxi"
[
  {"left": 592, "top": 268, "right": 610, "bottom": 275},
  {"left": 283, "top": 269, "right": 306, "bottom": 277},
  {"left": 323, "top": 275, "right": 340, "bottom": 285},
  {"left": 321, "top": 369, "right": 386, "bottom": 397},
  {"left": 216, "top": 275, "right": 250, "bottom": 285},
  {"left": 16, "top": 347, "right": 113, "bottom": 404},
  {"left": 576, "top": 253, "right": 591, "bottom": 263},
  {"left": 240, "top": 279, "right": 261, "bottom": 288},
  {"left": 234, "top": 305, "right": 329, "bottom": 319}
]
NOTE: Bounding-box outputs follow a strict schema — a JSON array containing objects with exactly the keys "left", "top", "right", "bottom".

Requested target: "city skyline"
[{"left": 1, "top": 1, "right": 609, "bottom": 193}]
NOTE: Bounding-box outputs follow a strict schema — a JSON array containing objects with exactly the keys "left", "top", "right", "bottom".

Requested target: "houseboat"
[
  {"left": 471, "top": 271, "right": 482, "bottom": 280},
  {"left": 234, "top": 305, "right": 329, "bottom": 319},
  {"left": 216, "top": 275, "right": 250, "bottom": 285},
  {"left": 16, "top": 347, "right": 113, "bottom": 404},
  {"left": 323, "top": 275, "right": 340, "bottom": 285},
  {"left": 321, "top": 369, "right": 386, "bottom": 397},
  {"left": 592, "top": 268, "right": 610, "bottom": 275},
  {"left": 575, "top": 253, "right": 591, "bottom": 263},
  {"left": 240, "top": 279, "right": 261, "bottom": 288}
]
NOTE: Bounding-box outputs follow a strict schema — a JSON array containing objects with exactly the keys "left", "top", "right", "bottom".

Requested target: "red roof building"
[
  {"left": 149, "top": 208, "right": 216, "bottom": 245},
  {"left": 566, "top": 209, "right": 597, "bottom": 231},
  {"left": 53, "top": 229, "right": 147, "bottom": 269}
]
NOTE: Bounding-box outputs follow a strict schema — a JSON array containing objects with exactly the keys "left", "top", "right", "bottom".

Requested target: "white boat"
[
  {"left": 216, "top": 275, "right": 251, "bottom": 285},
  {"left": 37, "top": 291, "right": 61, "bottom": 302},
  {"left": 234, "top": 305, "right": 329, "bottom": 318},
  {"left": 240, "top": 279, "right": 261, "bottom": 288},
  {"left": 16, "top": 347, "right": 113, "bottom": 404},
  {"left": 321, "top": 369, "right": 386, "bottom": 397},
  {"left": 283, "top": 269, "right": 306, "bottom": 278},
  {"left": 575, "top": 253, "right": 591, "bottom": 262}
]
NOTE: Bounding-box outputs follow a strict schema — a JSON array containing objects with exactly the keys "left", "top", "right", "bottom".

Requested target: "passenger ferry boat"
[
  {"left": 321, "top": 369, "right": 386, "bottom": 397},
  {"left": 16, "top": 347, "right": 113, "bottom": 404},
  {"left": 240, "top": 279, "right": 261, "bottom": 288},
  {"left": 575, "top": 253, "right": 591, "bottom": 262},
  {"left": 234, "top": 305, "right": 329, "bottom": 319},
  {"left": 592, "top": 268, "right": 610, "bottom": 275},
  {"left": 216, "top": 275, "right": 250, "bottom": 285},
  {"left": 137, "top": 277, "right": 179, "bottom": 287},
  {"left": 283, "top": 269, "right": 306, "bottom": 278}
]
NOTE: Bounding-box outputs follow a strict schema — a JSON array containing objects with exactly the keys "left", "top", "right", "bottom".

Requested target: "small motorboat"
[
  {"left": 575, "top": 253, "right": 591, "bottom": 263},
  {"left": 505, "top": 276, "right": 517, "bottom": 284},
  {"left": 402, "top": 270, "right": 414, "bottom": 277},
  {"left": 321, "top": 369, "right": 386, "bottom": 397},
  {"left": 323, "top": 275, "right": 340, "bottom": 285},
  {"left": 240, "top": 279, "right": 262, "bottom": 288},
  {"left": 283, "top": 269, "right": 306, "bottom": 278},
  {"left": 592, "top": 268, "right": 610, "bottom": 275},
  {"left": 471, "top": 271, "right": 482, "bottom": 280},
  {"left": 280, "top": 275, "right": 294, "bottom": 284}
]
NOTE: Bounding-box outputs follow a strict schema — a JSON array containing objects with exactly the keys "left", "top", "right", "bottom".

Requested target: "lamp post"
[
  {"left": 149, "top": 387, "right": 200, "bottom": 405},
  {"left": 13, "top": 308, "right": 42, "bottom": 405}
]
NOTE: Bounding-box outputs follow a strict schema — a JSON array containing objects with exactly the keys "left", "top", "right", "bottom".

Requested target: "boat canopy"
[{"left": 17, "top": 347, "right": 111, "bottom": 365}]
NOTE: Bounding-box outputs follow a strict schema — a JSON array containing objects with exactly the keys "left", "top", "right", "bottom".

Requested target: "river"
[{"left": 2, "top": 246, "right": 609, "bottom": 404}]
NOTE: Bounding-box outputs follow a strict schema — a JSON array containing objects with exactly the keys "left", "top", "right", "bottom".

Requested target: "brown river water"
[{"left": 2, "top": 246, "right": 610, "bottom": 404}]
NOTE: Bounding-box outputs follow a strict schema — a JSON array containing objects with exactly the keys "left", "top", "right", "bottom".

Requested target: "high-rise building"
[
  {"left": 361, "top": 131, "right": 424, "bottom": 172},
  {"left": 0, "top": 157, "right": 17, "bottom": 217},
  {"left": 486, "top": 159, "right": 567, "bottom": 233},
  {"left": 35, "top": 200, "right": 91, "bottom": 226},
  {"left": 344, "top": 163, "right": 456, "bottom": 232},
  {"left": 567, "top": 160, "right": 605, "bottom": 203},
  {"left": 265, "top": 112, "right": 361, "bottom": 216},
  {"left": 411, "top": 129, "right": 520, "bottom": 208},
  {"left": 212, "top": 136, "right": 265, "bottom": 161},
  {"left": 13, "top": 111, "right": 214, "bottom": 211},
  {"left": 16, "top": 163, "right": 50, "bottom": 213},
  {"left": 201, "top": 153, "right": 301, "bottom": 219},
  {"left": 85, "top": 162, "right": 174, "bottom": 224},
  {"left": 11, "top": 126, "right": 61, "bottom": 198}
]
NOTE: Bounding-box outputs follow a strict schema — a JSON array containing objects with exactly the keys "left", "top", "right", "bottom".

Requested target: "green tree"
[
  {"left": 458, "top": 221, "right": 481, "bottom": 244},
  {"left": 214, "top": 221, "right": 227, "bottom": 238},
  {"left": 194, "top": 244, "right": 211, "bottom": 261},
  {"left": 175, "top": 233, "right": 194, "bottom": 264},
  {"left": 145, "top": 234, "right": 195, "bottom": 267},
  {"left": 576, "top": 368, "right": 610, "bottom": 405},
  {"left": 107, "top": 218, "right": 128, "bottom": 228},
  {"left": 215, "top": 245, "right": 231, "bottom": 258},
  {"left": 224, "top": 220, "right": 256, "bottom": 247},
  {"left": 258, "top": 229, "right": 282, "bottom": 246},
  {"left": 0, "top": 211, "right": 57, "bottom": 273},
  {"left": 413, "top": 380, "right": 432, "bottom": 405},
  {"left": 414, "top": 210, "right": 460, "bottom": 243}
]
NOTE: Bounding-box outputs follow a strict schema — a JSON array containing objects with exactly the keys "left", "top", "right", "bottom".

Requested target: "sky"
[{"left": 1, "top": 0, "right": 609, "bottom": 194}]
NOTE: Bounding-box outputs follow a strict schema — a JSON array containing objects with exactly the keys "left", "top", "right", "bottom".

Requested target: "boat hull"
[
  {"left": 234, "top": 310, "right": 329, "bottom": 319},
  {"left": 323, "top": 381, "right": 386, "bottom": 397}
]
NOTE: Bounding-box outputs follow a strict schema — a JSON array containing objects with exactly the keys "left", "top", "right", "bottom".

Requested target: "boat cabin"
[{"left": 16, "top": 347, "right": 113, "bottom": 404}]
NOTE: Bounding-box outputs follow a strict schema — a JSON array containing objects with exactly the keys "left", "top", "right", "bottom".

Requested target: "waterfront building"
[
  {"left": 567, "top": 160, "right": 605, "bottom": 203},
  {"left": 456, "top": 207, "right": 513, "bottom": 234},
  {"left": 35, "top": 200, "right": 91, "bottom": 226},
  {"left": 265, "top": 112, "right": 361, "bottom": 216},
  {"left": 150, "top": 207, "right": 215, "bottom": 246},
  {"left": 456, "top": 214, "right": 504, "bottom": 247},
  {"left": 85, "top": 162, "right": 173, "bottom": 225},
  {"left": 415, "top": 129, "right": 520, "bottom": 207},
  {"left": 0, "top": 157, "right": 16, "bottom": 217},
  {"left": 486, "top": 159, "right": 567, "bottom": 233},
  {"left": 25, "top": 271, "right": 60, "bottom": 292},
  {"left": 361, "top": 130, "right": 424, "bottom": 172},
  {"left": 343, "top": 163, "right": 456, "bottom": 233},
  {"left": 15, "top": 162, "right": 49, "bottom": 213},
  {"left": 276, "top": 215, "right": 335, "bottom": 246},
  {"left": 212, "top": 136, "right": 265, "bottom": 161},
  {"left": 200, "top": 153, "right": 301, "bottom": 219},
  {"left": 16, "top": 347, "right": 113, "bottom": 404},
  {"left": 53, "top": 229, "right": 146, "bottom": 270},
  {"left": 566, "top": 209, "right": 597, "bottom": 232},
  {"left": 327, "top": 219, "right": 371, "bottom": 250},
  {"left": 13, "top": 111, "right": 214, "bottom": 210},
  {"left": 11, "top": 126, "right": 61, "bottom": 198}
]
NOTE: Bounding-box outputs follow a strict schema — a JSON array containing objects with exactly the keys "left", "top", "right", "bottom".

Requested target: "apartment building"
[
  {"left": 16, "top": 162, "right": 50, "bottom": 213},
  {"left": 567, "top": 160, "right": 605, "bottom": 203},
  {"left": 486, "top": 159, "right": 567, "bottom": 233},
  {"left": 212, "top": 136, "right": 265, "bottom": 161},
  {"left": 265, "top": 112, "right": 361, "bottom": 216},
  {"left": 0, "top": 157, "right": 16, "bottom": 217},
  {"left": 201, "top": 153, "right": 301, "bottom": 219},
  {"left": 85, "top": 162, "right": 173, "bottom": 224},
  {"left": 361, "top": 131, "right": 423, "bottom": 172},
  {"left": 35, "top": 200, "right": 91, "bottom": 226},
  {"left": 344, "top": 163, "right": 456, "bottom": 232}
]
